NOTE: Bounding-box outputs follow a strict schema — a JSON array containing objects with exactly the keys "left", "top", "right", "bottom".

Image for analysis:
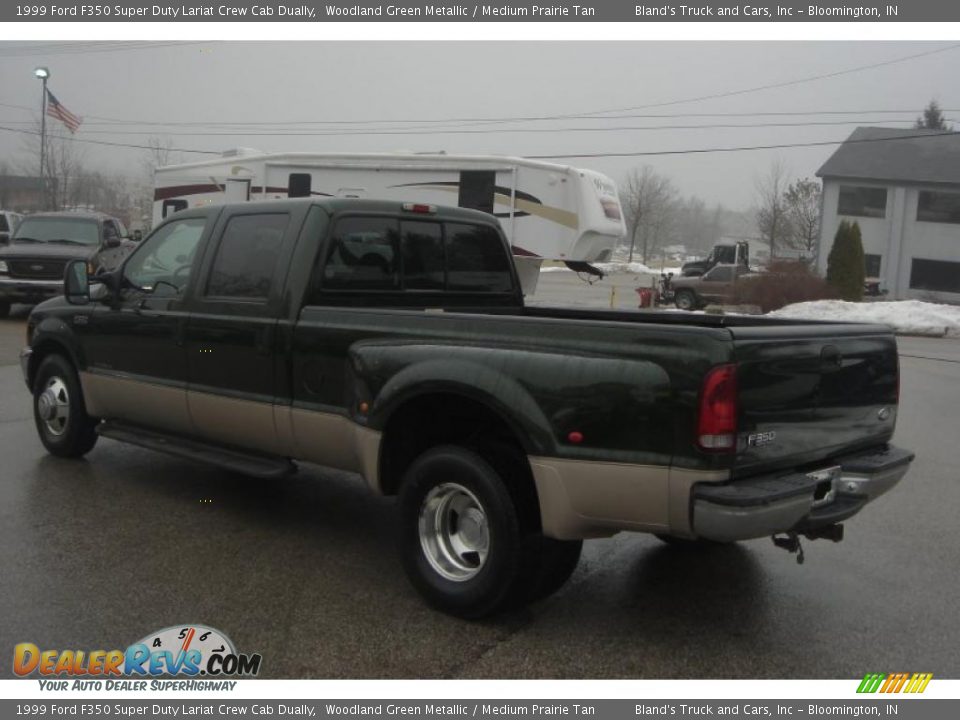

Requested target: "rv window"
[
  {"left": 289, "top": 173, "right": 312, "bottom": 198},
  {"left": 206, "top": 213, "right": 289, "bottom": 300},
  {"left": 458, "top": 171, "right": 496, "bottom": 214},
  {"left": 402, "top": 221, "right": 444, "bottom": 291},
  {"left": 445, "top": 223, "right": 513, "bottom": 293},
  {"left": 323, "top": 217, "right": 400, "bottom": 291}
]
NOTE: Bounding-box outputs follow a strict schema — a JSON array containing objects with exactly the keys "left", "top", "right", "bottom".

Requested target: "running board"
[{"left": 96, "top": 421, "right": 296, "bottom": 480}]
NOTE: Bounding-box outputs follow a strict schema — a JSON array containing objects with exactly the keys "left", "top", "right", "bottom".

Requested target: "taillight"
[{"left": 697, "top": 363, "right": 738, "bottom": 452}]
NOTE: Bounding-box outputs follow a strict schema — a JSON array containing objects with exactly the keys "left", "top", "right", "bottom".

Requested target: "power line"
[
  {"left": 3, "top": 124, "right": 956, "bottom": 161},
  {"left": 527, "top": 129, "right": 960, "bottom": 160},
  {"left": 0, "top": 125, "right": 219, "bottom": 155},
  {"left": 1, "top": 44, "right": 955, "bottom": 130},
  {"left": 0, "top": 41, "right": 209, "bottom": 58},
  {"left": 6, "top": 118, "right": 937, "bottom": 138},
  {"left": 539, "top": 43, "right": 960, "bottom": 120}
]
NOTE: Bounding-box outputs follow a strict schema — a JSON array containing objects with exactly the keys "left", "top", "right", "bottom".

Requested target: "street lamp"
[{"left": 34, "top": 67, "right": 49, "bottom": 209}]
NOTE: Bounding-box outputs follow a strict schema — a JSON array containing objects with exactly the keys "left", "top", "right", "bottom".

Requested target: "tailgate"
[{"left": 729, "top": 323, "right": 899, "bottom": 477}]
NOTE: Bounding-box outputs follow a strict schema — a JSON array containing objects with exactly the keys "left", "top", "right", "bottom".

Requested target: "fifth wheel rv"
[{"left": 152, "top": 151, "right": 626, "bottom": 292}]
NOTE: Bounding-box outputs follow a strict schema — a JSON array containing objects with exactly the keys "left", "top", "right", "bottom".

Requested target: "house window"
[
  {"left": 909, "top": 258, "right": 960, "bottom": 294},
  {"left": 864, "top": 254, "right": 882, "bottom": 278},
  {"left": 917, "top": 190, "right": 960, "bottom": 224},
  {"left": 838, "top": 186, "right": 887, "bottom": 219}
]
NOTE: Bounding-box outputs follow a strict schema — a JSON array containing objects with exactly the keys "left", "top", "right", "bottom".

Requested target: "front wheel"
[
  {"left": 675, "top": 290, "right": 698, "bottom": 311},
  {"left": 398, "top": 445, "right": 581, "bottom": 618},
  {"left": 0, "top": 301, "right": 10, "bottom": 319},
  {"left": 32, "top": 354, "right": 99, "bottom": 458}
]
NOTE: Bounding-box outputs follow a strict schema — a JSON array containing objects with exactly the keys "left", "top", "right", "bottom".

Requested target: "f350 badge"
[{"left": 747, "top": 431, "right": 777, "bottom": 447}]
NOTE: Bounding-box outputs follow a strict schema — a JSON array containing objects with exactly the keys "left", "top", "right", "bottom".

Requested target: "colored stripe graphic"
[{"left": 857, "top": 672, "right": 932, "bottom": 693}]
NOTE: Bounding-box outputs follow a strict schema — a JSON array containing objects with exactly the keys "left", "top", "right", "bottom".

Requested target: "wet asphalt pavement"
[{"left": 1, "top": 302, "right": 958, "bottom": 679}]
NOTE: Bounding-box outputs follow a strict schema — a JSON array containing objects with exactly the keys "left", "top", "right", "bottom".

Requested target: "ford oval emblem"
[
  {"left": 30, "top": 264, "right": 44, "bottom": 271},
  {"left": 878, "top": 407, "right": 891, "bottom": 421}
]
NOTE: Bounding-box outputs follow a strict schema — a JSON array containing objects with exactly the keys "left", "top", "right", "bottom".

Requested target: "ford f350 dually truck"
[{"left": 21, "top": 198, "right": 913, "bottom": 618}]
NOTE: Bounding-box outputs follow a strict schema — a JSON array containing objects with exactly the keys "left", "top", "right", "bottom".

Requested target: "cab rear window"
[{"left": 319, "top": 216, "right": 512, "bottom": 294}]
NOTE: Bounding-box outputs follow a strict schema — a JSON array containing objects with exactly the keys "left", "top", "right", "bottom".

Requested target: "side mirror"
[
  {"left": 64, "top": 260, "right": 90, "bottom": 305},
  {"left": 132, "top": 230, "right": 143, "bottom": 242}
]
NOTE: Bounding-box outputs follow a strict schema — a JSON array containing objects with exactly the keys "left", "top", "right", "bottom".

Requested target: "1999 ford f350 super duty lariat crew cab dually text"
[{"left": 21, "top": 199, "right": 914, "bottom": 617}]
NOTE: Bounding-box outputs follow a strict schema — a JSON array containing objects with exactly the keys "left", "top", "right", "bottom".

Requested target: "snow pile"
[
  {"left": 769, "top": 300, "right": 960, "bottom": 337},
  {"left": 540, "top": 261, "right": 682, "bottom": 276}
]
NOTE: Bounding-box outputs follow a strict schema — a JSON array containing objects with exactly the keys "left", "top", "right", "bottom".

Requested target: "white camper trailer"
[{"left": 153, "top": 151, "right": 626, "bottom": 293}]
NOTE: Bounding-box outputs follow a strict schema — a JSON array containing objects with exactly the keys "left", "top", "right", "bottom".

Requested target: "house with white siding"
[{"left": 816, "top": 127, "right": 960, "bottom": 303}]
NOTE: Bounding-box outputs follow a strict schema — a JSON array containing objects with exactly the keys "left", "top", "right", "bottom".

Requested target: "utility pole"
[{"left": 34, "top": 67, "right": 50, "bottom": 210}]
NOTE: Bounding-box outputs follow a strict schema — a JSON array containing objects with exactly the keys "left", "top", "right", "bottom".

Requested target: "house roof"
[{"left": 817, "top": 127, "right": 960, "bottom": 186}]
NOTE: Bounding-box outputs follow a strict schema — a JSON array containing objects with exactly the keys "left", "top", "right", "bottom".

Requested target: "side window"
[
  {"left": 123, "top": 217, "right": 207, "bottom": 294},
  {"left": 838, "top": 186, "right": 887, "bottom": 219},
  {"left": 103, "top": 221, "right": 119, "bottom": 240},
  {"left": 402, "top": 221, "right": 444, "bottom": 291},
  {"left": 704, "top": 266, "right": 734, "bottom": 282},
  {"left": 445, "top": 223, "right": 512, "bottom": 292},
  {"left": 323, "top": 217, "right": 399, "bottom": 290},
  {"left": 206, "top": 213, "right": 289, "bottom": 300}
]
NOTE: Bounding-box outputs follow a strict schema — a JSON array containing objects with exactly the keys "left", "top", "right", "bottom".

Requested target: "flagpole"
[{"left": 34, "top": 67, "right": 50, "bottom": 210}]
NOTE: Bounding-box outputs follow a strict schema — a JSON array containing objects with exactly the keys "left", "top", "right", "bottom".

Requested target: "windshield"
[{"left": 13, "top": 217, "right": 100, "bottom": 245}]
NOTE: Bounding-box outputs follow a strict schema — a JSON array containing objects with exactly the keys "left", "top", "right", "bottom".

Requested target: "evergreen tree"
[
  {"left": 826, "top": 220, "right": 865, "bottom": 302},
  {"left": 915, "top": 100, "right": 952, "bottom": 131}
]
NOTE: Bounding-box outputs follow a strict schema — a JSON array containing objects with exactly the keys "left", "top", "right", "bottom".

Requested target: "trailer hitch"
[
  {"left": 772, "top": 532, "right": 805, "bottom": 564},
  {"left": 772, "top": 523, "right": 845, "bottom": 565}
]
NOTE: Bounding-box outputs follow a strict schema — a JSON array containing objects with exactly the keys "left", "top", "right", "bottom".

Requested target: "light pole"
[{"left": 34, "top": 67, "right": 49, "bottom": 209}]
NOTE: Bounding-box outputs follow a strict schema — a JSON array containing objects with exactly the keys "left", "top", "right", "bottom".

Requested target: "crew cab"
[
  {"left": 21, "top": 199, "right": 914, "bottom": 617},
  {"left": 0, "top": 211, "right": 133, "bottom": 317}
]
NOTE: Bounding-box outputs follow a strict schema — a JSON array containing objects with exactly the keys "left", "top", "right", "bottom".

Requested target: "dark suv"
[{"left": 0, "top": 211, "right": 134, "bottom": 317}]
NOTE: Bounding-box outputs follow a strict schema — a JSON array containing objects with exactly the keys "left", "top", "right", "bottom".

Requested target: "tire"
[
  {"left": 32, "top": 354, "right": 98, "bottom": 458},
  {"left": 398, "top": 445, "right": 581, "bottom": 618},
  {"left": 0, "top": 301, "right": 10, "bottom": 319},
  {"left": 675, "top": 290, "right": 697, "bottom": 311}
]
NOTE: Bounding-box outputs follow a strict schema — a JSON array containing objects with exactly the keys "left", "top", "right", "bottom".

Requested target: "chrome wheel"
[
  {"left": 38, "top": 376, "right": 70, "bottom": 437},
  {"left": 419, "top": 482, "right": 490, "bottom": 582}
]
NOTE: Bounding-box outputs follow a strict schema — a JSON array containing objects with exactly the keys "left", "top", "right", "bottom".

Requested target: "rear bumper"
[{"left": 692, "top": 445, "right": 914, "bottom": 542}]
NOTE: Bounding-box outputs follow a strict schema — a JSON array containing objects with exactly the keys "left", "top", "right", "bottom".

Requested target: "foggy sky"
[{"left": 0, "top": 41, "right": 957, "bottom": 210}]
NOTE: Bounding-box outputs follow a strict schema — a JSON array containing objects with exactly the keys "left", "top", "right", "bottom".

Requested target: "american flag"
[{"left": 45, "top": 90, "right": 82, "bottom": 134}]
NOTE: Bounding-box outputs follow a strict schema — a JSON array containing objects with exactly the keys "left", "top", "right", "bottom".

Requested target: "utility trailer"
[{"left": 153, "top": 150, "right": 626, "bottom": 293}]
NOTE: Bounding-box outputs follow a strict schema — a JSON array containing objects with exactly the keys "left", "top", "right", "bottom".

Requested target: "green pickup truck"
[{"left": 21, "top": 198, "right": 913, "bottom": 617}]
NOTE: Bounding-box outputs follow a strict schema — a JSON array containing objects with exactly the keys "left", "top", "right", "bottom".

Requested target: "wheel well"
[
  {"left": 378, "top": 392, "right": 541, "bottom": 528},
  {"left": 27, "top": 340, "right": 74, "bottom": 389}
]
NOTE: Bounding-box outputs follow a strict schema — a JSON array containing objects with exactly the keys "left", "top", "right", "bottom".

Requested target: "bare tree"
[
  {"left": 754, "top": 159, "right": 793, "bottom": 260},
  {"left": 784, "top": 178, "right": 822, "bottom": 258},
  {"left": 620, "top": 166, "right": 678, "bottom": 264},
  {"left": 18, "top": 120, "right": 87, "bottom": 210},
  {"left": 135, "top": 136, "right": 178, "bottom": 230}
]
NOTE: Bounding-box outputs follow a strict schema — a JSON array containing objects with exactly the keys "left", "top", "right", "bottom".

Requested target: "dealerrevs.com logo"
[{"left": 14, "top": 625, "right": 262, "bottom": 685}]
